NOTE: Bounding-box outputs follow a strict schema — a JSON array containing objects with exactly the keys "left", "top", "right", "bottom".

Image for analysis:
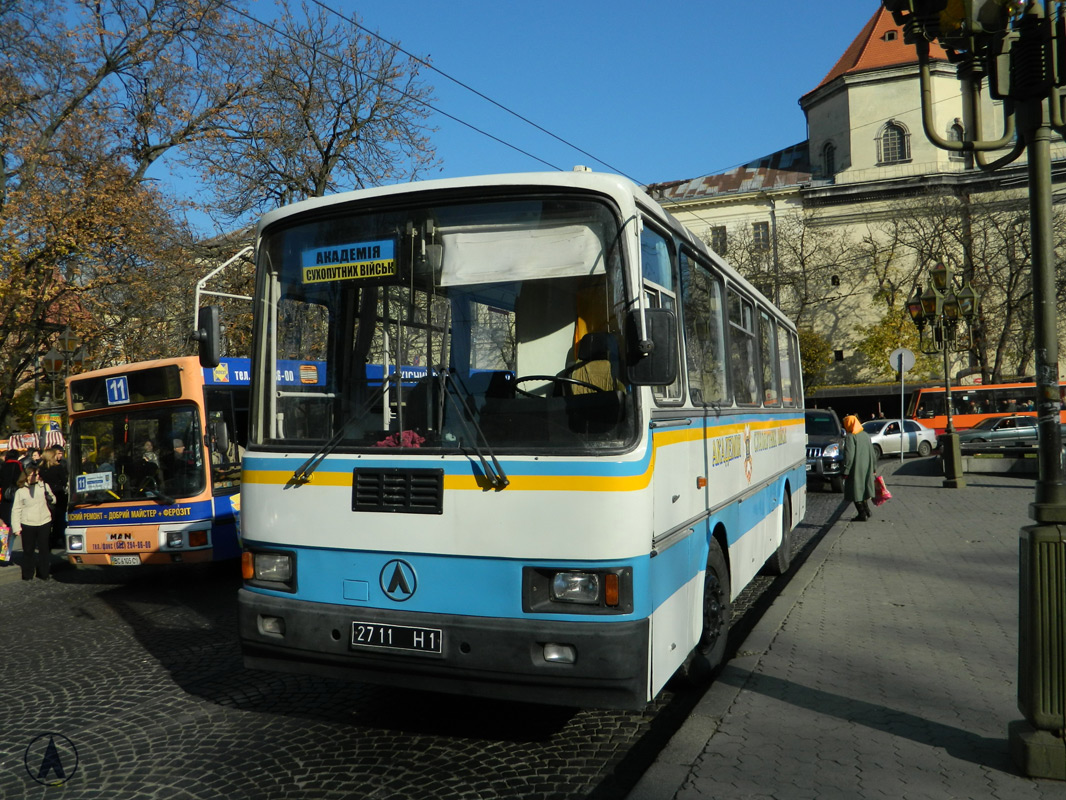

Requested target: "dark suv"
[{"left": 805, "top": 408, "right": 844, "bottom": 492}]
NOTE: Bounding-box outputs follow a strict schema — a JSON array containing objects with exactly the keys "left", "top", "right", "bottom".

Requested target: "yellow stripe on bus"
[{"left": 242, "top": 417, "right": 802, "bottom": 493}]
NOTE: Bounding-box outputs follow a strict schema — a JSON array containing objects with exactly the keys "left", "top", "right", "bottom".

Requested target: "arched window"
[
  {"left": 822, "top": 142, "right": 836, "bottom": 178},
  {"left": 878, "top": 121, "right": 910, "bottom": 164},
  {"left": 949, "top": 122, "right": 965, "bottom": 162}
]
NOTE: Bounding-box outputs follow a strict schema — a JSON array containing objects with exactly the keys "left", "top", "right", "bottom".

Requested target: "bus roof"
[{"left": 252, "top": 170, "right": 789, "bottom": 330}]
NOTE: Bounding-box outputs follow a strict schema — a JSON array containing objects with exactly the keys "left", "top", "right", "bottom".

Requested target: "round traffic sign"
[{"left": 889, "top": 347, "right": 915, "bottom": 373}]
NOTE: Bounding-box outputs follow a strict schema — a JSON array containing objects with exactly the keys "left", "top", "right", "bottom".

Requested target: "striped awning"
[
  {"left": 41, "top": 430, "right": 66, "bottom": 448},
  {"left": 6, "top": 430, "right": 65, "bottom": 450},
  {"left": 7, "top": 433, "right": 38, "bottom": 450}
]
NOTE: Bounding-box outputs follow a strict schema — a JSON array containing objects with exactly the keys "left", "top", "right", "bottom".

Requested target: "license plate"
[
  {"left": 351, "top": 621, "right": 442, "bottom": 653},
  {"left": 111, "top": 555, "right": 141, "bottom": 566}
]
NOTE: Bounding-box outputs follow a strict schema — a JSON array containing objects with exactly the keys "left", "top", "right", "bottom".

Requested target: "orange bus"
[
  {"left": 62, "top": 356, "right": 251, "bottom": 567},
  {"left": 908, "top": 382, "right": 1066, "bottom": 434}
]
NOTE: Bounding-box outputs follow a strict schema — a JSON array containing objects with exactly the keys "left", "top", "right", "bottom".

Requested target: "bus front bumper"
[{"left": 238, "top": 588, "right": 651, "bottom": 710}]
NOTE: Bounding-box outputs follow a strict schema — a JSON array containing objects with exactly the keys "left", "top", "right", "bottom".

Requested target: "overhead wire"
[
  {"left": 219, "top": 0, "right": 564, "bottom": 171},
  {"left": 305, "top": 0, "right": 636, "bottom": 181}
]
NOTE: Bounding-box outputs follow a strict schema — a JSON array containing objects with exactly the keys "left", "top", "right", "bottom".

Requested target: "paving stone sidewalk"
[{"left": 630, "top": 459, "right": 1064, "bottom": 800}]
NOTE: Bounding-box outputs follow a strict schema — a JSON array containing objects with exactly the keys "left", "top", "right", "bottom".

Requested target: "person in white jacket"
[{"left": 11, "top": 464, "right": 56, "bottom": 581}]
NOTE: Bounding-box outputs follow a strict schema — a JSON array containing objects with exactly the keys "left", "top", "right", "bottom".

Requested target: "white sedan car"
[{"left": 861, "top": 418, "right": 937, "bottom": 458}]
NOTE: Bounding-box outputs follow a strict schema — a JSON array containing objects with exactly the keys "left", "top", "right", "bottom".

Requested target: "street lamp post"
[
  {"left": 886, "top": 0, "right": 1066, "bottom": 779},
  {"left": 905, "top": 262, "right": 980, "bottom": 489},
  {"left": 37, "top": 327, "right": 83, "bottom": 443}
]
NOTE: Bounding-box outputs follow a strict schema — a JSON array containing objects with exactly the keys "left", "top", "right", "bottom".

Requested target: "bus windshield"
[
  {"left": 252, "top": 194, "right": 637, "bottom": 454},
  {"left": 70, "top": 404, "right": 205, "bottom": 503}
]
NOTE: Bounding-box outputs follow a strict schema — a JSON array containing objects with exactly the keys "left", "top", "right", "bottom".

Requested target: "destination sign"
[{"left": 302, "top": 239, "right": 396, "bottom": 284}]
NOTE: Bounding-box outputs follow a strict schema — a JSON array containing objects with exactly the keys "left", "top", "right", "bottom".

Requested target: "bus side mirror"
[
  {"left": 193, "top": 306, "right": 221, "bottom": 368},
  {"left": 625, "top": 308, "right": 679, "bottom": 386},
  {"left": 212, "top": 420, "right": 230, "bottom": 457}
]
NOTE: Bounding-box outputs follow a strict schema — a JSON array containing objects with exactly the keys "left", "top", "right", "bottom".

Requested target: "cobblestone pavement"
[
  {"left": 0, "top": 492, "right": 840, "bottom": 800},
  {"left": 630, "top": 459, "right": 1065, "bottom": 800}
]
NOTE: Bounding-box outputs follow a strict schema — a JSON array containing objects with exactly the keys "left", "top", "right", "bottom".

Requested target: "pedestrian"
[
  {"left": 0, "top": 448, "right": 24, "bottom": 528},
  {"left": 10, "top": 463, "right": 57, "bottom": 581},
  {"left": 40, "top": 446, "right": 69, "bottom": 548},
  {"left": 842, "top": 414, "right": 877, "bottom": 521}
]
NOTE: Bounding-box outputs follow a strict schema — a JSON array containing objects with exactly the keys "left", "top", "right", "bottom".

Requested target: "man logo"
[
  {"left": 380, "top": 559, "right": 417, "bottom": 602},
  {"left": 24, "top": 733, "right": 78, "bottom": 787}
]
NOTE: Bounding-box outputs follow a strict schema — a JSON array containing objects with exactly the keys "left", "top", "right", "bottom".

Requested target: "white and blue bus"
[{"left": 230, "top": 170, "right": 806, "bottom": 709}]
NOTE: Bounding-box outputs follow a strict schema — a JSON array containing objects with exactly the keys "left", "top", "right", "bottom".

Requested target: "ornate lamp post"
[
  {"left": 886, "top": 0, "right": 1066, "bottom": 779},
  {"left": 37, "top": 327, "right": 83, "bottom": 440},
  {"left": 905, "top": 262, "right": 980, "bottom": 489}
]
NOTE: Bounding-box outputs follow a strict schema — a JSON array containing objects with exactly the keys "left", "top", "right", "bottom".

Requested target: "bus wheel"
[
  {"left": 765, "top": 495, "right": 792, "bottom": 576},
  {"left": 676, "top": 539, "right": 732, "bottom": 686}
]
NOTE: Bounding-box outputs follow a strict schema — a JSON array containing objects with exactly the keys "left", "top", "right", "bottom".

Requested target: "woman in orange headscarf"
[{"left": 841, "top": 414, "right": 877, "bottom": 521}]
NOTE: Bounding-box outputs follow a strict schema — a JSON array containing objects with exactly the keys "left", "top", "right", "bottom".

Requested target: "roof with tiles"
[
  {"left": 647, "top": 142, "right": 812, "bottom": 203},
  {"left": 647, "top": 7, "right": 948, "bottom": 204},
  {"left": 806, "top": 6, "right": 949, "bottom": 98}
]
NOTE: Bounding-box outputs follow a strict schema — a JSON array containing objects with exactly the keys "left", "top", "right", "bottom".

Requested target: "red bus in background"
[{"left": 908, "top": 382, "right": 1066, "bottom": 434}]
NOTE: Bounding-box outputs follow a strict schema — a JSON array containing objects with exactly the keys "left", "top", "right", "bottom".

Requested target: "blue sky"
[
  {"left": 349, "top": 1, "right": 880, "bottom": 184},
  {"left": 160, "top": 1, "right": 884, "bottom": 232}
]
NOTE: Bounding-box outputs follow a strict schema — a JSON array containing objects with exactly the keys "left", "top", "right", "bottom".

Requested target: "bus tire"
[
  {"left": 765, "top": 494, "right": 792, "bottom": 576},
  {"left": 676, "top": 539, "right": 731, "bottom": 686}
]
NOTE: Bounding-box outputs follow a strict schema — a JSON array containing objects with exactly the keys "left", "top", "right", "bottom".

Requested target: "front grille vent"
[
  {"left": 352, "top": 468, "right": 444, "bottom": 515},
  {"left": 806, "top": 446, "right": 823, "bottom": 459}
]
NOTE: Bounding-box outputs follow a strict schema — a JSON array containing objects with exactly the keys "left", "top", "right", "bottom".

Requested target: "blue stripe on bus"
[
  {"left": 242, "top": 471, "right": 796, "bottom": 622},
  {"left": 66, "top": 499, "right": 216, "bottom": 527}
]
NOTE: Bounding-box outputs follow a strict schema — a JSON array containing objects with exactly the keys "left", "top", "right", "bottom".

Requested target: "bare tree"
[{"left": 180, "top": 0, "right": 439, "bottom": 219}]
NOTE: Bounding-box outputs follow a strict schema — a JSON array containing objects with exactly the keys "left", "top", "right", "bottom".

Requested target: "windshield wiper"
[
  {"left": 292, "top": 374, "right": 400, "bottom": 483},
  {"left": 438, "top": 369, "right": 509, "bottom": 491}
]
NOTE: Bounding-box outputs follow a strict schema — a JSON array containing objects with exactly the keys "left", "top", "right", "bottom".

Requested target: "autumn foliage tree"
[{"left": 0, "top": 0, "right": 437, "bottom": 431}]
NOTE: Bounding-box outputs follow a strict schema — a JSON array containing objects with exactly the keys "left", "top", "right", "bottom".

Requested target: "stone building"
[{"left": 648, "top": 5, "right": 1066, "bottom": 397}]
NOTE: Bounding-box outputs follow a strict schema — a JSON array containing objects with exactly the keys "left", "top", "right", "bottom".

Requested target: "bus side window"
[
  {"left": 640, "top": 224, "right": 683, "bottom": 403},
  {"left": 680, "top": 250, "right": 727, "bottom": 405},
  {"left": 759, "top": 310, "right": 780, "bottom": 406},
  {"left": 779, "top": 327, "right": 799, "bottom": 407},
  {"left": 728, "top": 289, "right": 759, "bottom": 406}
]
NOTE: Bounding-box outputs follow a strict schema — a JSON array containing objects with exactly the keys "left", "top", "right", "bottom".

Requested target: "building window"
[
  {"left": 753, "top": 221, "right": 770, "bottom": 251},
  {"left": 834, "top": 349, "right": 844, "bottom": 362},
  {"left": 822, "top": 142, "right": 836, "bottom": 178},
  {"left": 878, "top": 121, "right": 910, "bottom": 164},
  {"left": 709, "top": 226, "right": 727, "bottom": 256},
  {"left": 949, "top": 122, "right": 965, "bottom": 162}
]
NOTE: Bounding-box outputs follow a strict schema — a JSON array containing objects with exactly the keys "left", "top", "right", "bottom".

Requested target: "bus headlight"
[
  {"left": 167, "top": 531, "right": 184, "bottom": 548},
  {"left": 242, "top": 550, "right": 295, "bottom": 591},
  {"left": 67, "top": 535, "right": 84, "bottom": 552},
  {"left": 551, "top": 571, "right": 600, "bottom": 604},
  {"left": 523, "top": 567, "right": 632, "bottom": 614}
]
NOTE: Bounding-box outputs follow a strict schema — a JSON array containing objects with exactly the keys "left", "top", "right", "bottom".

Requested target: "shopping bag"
[
  {"left": 873, "top": 474, "right": 892, "bottom": 507},
  {"left": 0, "top": 523, "right": 9, "bottom": 562}
]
